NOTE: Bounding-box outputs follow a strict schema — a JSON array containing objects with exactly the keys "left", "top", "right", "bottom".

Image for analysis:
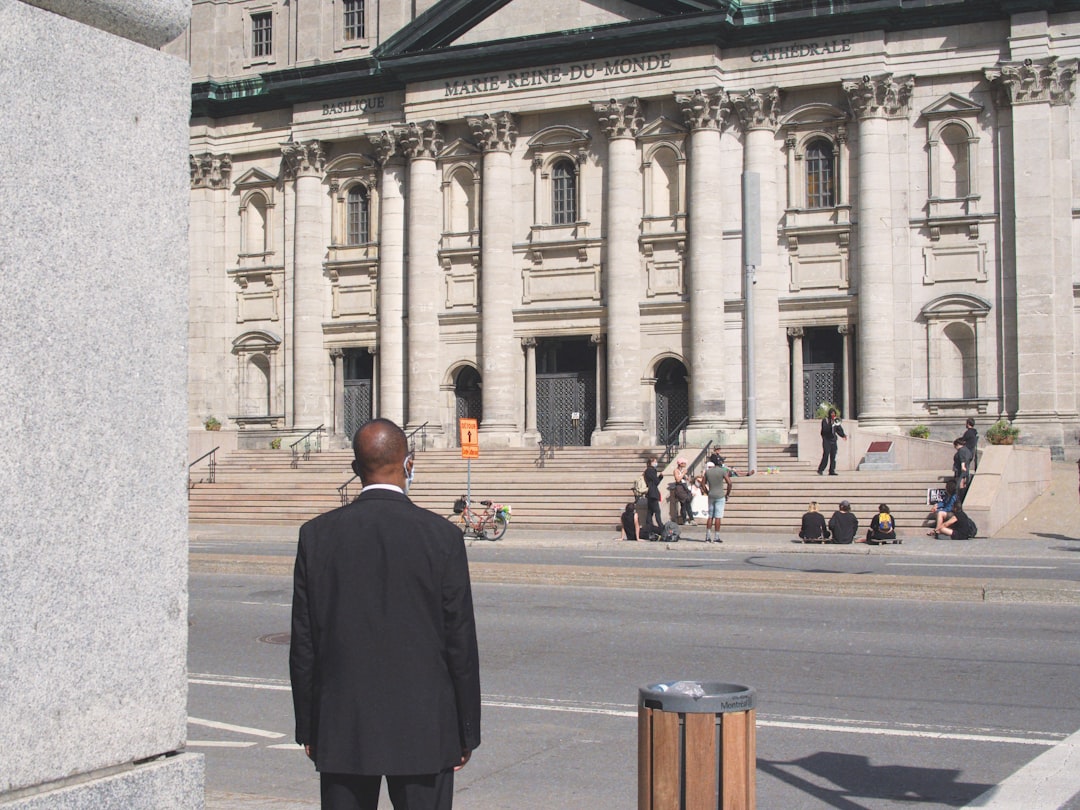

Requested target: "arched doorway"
[
  {"left": 654, "top": 358, "right": 689, "bottom": 444},
  {"left": 454, "top": 366, "right": 482, "bottom": 445}
]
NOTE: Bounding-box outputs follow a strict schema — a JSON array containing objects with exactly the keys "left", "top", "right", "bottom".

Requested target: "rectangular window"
[
  {"left": 252, "top": 12, "right": 273, "bottom": 58},
  {"left": 343, "top": 0, "right": 365, "bottom": 41},
  {"left": 552, "top": 163, "right": 577, "bottom": 225}
]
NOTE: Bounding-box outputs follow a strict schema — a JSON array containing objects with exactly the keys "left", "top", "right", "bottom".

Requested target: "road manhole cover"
[{"left": 259, "top": 632, "right": 291, "bottom": 645}]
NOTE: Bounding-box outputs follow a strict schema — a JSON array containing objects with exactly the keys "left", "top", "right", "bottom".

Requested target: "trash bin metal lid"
[{"left": 639, "top": 681, "right": 755, "bottom": 714}]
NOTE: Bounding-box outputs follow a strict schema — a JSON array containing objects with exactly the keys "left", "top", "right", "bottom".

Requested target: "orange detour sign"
[{"left": 459, "top": 418, "right": 479, "bottom": 459}]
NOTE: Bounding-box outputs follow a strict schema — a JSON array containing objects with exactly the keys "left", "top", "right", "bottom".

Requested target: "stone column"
[
  {"left": 469, "top": 112, "right": 519, "bottom": 445},
  {"left": 843, "top": 75, "right": 913, "bottom": 428},
  {"left": 676, "top": 89, "right": 729, "bottom": 442},
  {"left": 189, "top": 152, "right": 231, "bottom": 428},
  {"left": 839, "top": 324, "right": 852, "bottom": 419},
  {"left": 732, "top": 88, "right": 784, "bottom": 438},
  {"left": 330, "top": 348, "right": 345, "bottom": 438},
  {"left": 281, "top": 139, "right": 328, "bottom": 429},
  {"left": 985, "top": 58, "right": 1078, "bottom": 444},
  {"left": 522, "top": 337, "right": 537, "bottom": 436},
  {"left": 788, "top": 327, "right": 804, "bottom": 424},
  {"left": 398, "top": 122, "right": 444, "bottom": 439},
  {"left": 373, "top": 131, "right": 407, "bottom": 425},
  {"left": 592, "top": 333, "right": 607, "bottom": 438},
  {"left": 591, "top": 98, "right": 646, "bottom": 444}
]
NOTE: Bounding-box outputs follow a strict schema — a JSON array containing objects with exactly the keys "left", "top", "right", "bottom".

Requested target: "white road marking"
[
  {"left": 189, "top": 677, "right": 1066, "bottom": 749},
  {"left": 964, "top": 726, "right": 1080, "bottom": 808},
  {"left": 188, "top": 716, "right": 286, "bottom": 739},
  {"left": 187, "top": 740, "right": 259, "bottom": 748},
  {"left": 886, "top": 563, "right": 1058, "bottom": 570},
  {"left": 581, "top": 555, "right": 730, "bottom": 562}
]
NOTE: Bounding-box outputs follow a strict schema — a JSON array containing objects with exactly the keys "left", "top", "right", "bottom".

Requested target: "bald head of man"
[{"left": 351, "top": 418, "right": 412, "bottom": 488}]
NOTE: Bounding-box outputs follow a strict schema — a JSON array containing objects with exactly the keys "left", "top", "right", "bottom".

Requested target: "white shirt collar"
[{"left": 361, "top": 483, "right": 404, "bottom": 495}]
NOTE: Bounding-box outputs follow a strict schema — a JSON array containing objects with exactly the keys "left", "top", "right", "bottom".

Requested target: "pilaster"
[
  {"left": 469, "top": 112, "right": 520, "bottom": 445},
  {"left": 281, "top": 139, "right": 328, "bottom": 429},
  {"left": 843, "top": 75, "right": 913, "bottom": 429},
  {"left": 675, "top": 88, "right": 729, "bottom": 442},
  {"left": 398, "top": 122, "right": 445, "bottom": 439},
  {"left": 732, "top": 88, "right": 785, "bottom": 436},
  {"left": 984, "top": 58, "right": 1078, "bottom": 443},
  {"left": 592, "top": 97, "right": 647, "bottom": 445},
  {"left": 373, "top": 130, "right": 407, "bottom": 426}
]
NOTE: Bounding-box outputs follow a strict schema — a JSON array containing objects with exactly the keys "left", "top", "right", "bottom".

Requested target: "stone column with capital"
[
  {"left": 731, "top": 87, "right": 784, "bottom": 439},
  {"left": 788, "top": 327, "right": 805, "bottom": 425},
  {"left": 676, "top": 89, "right": 729, "bottom": 441},
  {"left": 281, "top": 139, "right": 328, "bottom": 429},
  {"left": 469, "top": 112, "right": 520, "bottom": 445},
  {"left": 843, "top": 75, "right": 913, "bottom": 428},
  {"left": 398, "top": 122, "right": 444, "bottom": 439},
  {"left": 522, "top": 337, "right": 537, "bottom": 436},
  {"left": 984, "top": 58, "right": 1078, "bottom": 443},
  {"left": 189, "top": 152, "right": 232, "bottom": 428},
  {"left": 591, "top": 97, "right": 646, "bottom": 445},
  {"left": 373, "top": 131, "right": 407, "bottom": 426}
]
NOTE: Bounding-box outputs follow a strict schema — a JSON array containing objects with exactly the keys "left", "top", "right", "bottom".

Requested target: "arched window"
[
  {"left": 448, "top": 168, "right": 475, "bottom": 234},
  {"left": 805, "top": 139, "right": 835, "bottom": 209},
  {"left": 346, "top": 185, "right": 369, "bottom": 245},
  {"left": 551, "top": 159, "right": 577, "bottom": 225},
  {"left": 650, "top": 147, "right": 680, "bottom": 219},
  {"left": 243, "top": 193, "right": 268, "bottom": 254},
  {"left": 939, "top": 124, "right": 970, "bottom": 199}
]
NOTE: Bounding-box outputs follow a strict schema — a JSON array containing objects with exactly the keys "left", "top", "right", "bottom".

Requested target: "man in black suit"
[
  {"left": 290, "top": 419, "right": 481, "bottom": 810},
  {"left": 816, "top": 408, "right": 847, "bottom": 476}
]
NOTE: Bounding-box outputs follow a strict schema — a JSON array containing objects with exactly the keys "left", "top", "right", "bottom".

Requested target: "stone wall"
[{"left": 0, "top": 1, "right": 203, "bottom": 805}]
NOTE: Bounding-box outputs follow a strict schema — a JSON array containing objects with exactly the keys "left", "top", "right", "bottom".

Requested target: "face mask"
[{"left": 403, "top": 458, "right": 414, "bottom": 494}]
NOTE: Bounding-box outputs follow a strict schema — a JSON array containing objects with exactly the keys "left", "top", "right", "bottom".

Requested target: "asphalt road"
[{"left": 188, "top": 573, "right": 1080, "bottom": 809}]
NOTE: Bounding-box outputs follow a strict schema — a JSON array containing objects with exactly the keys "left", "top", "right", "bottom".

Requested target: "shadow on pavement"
[{"left": 758, "top": 751, "right": 991, "bottom": 808}]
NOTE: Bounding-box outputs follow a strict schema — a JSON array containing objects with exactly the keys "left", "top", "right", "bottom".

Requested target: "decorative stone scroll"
[
  {"left": 371, "top": 130, "right": 400, "bottom": 166},
  {"left": 190, "top": 152, "right": 232, "bottom": 188},
  {"left": 984, "top": 58, "right": 1077, "bottom": 107},
  {"left": 592, "top": 97, "right": 645, "bottom": 139},
  {"left": 675, "top": 88, "right": 728, "bottom": 130},
  {"left": 280, "top": 139, "right": 327, "bottom": 178},
  {"left": 468, "top": 111, "right": 518, "bottom": 153},
  {"left": 842, "top": 74, "right": 915, "bottom": 119},
  {"left": 396, "top": 120, "right": 444, "bottom": 159},
  {"left": 730, "top": 87, "right": 781, "bottom": 132}
]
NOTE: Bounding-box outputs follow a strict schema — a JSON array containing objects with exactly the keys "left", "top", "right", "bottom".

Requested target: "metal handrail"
[
  {"left": 290, "top": 425, "right": 325, "bottom": 468},
  {"left": 686, "top": 441, "right": 713, "bottom": 478},
  {"left": 661, "top": 416, "right": 689, "bottom": 464},
  {"left": 188, "top": 446, "right": 219, "bottom": 488},
  {"left": 337, "top": 473, "right": 358, "bottom": 506},
  {"left": 406, "top": 422, "right": 429, "bottom": 453}
]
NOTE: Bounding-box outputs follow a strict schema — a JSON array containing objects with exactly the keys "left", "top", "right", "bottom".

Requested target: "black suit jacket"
[{"left": 290, "top": 488, "right": 481, "bottom": 776}]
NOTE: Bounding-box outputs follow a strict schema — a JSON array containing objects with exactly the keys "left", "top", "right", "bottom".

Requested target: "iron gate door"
[
  {"left": 655, "top": 369, "right": 689, "bottom": 444},
  {"left": 537, "top": 372, "right": 596, "bottom": 446},
  {"left": 343, "top": 350, "right": 373, "bottom": 439},
  {"left": 803, "top": 363, "right": 841, "bottom": 419}
]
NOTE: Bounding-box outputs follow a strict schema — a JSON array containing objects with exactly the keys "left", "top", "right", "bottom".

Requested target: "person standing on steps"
[
  {"left": 817, "top": 408, "right": 847, "bottom": 476},
  {"left": 643, "top": 456, "right": 664, "bottom": 538},
  {"left": 703, "top": 455, "right": 732, "bottom": 543}
]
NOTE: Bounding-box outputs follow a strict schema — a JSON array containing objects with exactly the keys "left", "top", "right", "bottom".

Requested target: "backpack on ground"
[
  {"left": 877, "top": 512, "right": 894, "bottom": 534},
  {"left": 632, "top": 473, "right": 648, "bottom": 498},
  {"left": 952, "top": 510, "right": 978, "bottom": 540},
  {"left": 661, "top": 521, "right": 680, "bottom": 543}
]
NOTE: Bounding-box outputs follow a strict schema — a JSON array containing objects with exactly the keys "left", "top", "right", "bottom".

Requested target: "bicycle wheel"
[{"left": 482, "top": 514, "right": 508, "bottom": 541}]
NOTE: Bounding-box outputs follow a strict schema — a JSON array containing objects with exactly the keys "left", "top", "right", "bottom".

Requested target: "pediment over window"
[
  {"left": 527, "top": 125, "right": 591, "bottom": 154},
  {"left": 780, "top": 103, "right": 848, "bottom": 130},
  {"left": 439, "top": 138, "right": 482, "bottom": 159},
  {"left": 232, "top": 329, "right": 282, "bottom": 351},
  {"left": 234, "top": 167, "right": 278, "bottom": 190},
  {"left": 638, "top": 116, "right": 687, "bottom": 142},
  {"left": 920, "top": 293, "right": 991, "bottom": 320},
  {"left": 325, "top": 153, "right": 379, "bottom": 178},
  {"left": 920, "top": 93, "right": 983, "bottom": 120}
]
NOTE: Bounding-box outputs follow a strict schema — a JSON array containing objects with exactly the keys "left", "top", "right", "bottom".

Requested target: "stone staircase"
[{"left": 189, "top": 445, "right": 952, "bottom": 534}]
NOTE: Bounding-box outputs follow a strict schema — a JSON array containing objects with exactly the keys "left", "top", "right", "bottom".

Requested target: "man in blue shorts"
[{"left": 703, "top": 455, "right": 732, "bottom": 543}]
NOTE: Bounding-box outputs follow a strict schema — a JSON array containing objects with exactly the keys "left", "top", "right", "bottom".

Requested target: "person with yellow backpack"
[{"left": 865, "top": 503, "right": 899, "bottom": 544}]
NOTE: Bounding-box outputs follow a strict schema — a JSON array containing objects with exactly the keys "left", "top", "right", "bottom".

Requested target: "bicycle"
[{"left": 452, "top": 494, "right": 510, "bottom": 541}]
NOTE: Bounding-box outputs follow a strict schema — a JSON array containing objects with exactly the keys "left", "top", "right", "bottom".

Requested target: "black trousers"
[
  {"left": 817, "top": 439, "right": 838, "bottom": 474},
  {"left": 321, "top": 770, "right": 454, "bottom": 810},
  {"left": 646, "top": 497, "right": 664, "bottom": 534}
]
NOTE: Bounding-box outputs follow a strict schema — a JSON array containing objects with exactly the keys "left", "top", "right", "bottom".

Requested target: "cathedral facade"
[{"left": 171, "top": 0, "right": 1080, "bottom": 449}]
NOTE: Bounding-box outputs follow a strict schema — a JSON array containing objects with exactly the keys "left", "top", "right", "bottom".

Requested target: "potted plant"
[
  {"left": 908, "top": 425, "right": 930, "bottom": 439},
  {"left": 270, "top": 438, "right": 282, "bottom": 450},
  {"left": 986, "top": 419, "right": 1019, "bottom": 445},
  {"left": 204, "top": 416, "right": 221, "bottom": 431}
]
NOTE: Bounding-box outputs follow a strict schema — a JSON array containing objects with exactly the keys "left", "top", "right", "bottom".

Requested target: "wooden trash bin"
[{"left": 638, "top": 681, "right": 756, "bottom": 810}]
